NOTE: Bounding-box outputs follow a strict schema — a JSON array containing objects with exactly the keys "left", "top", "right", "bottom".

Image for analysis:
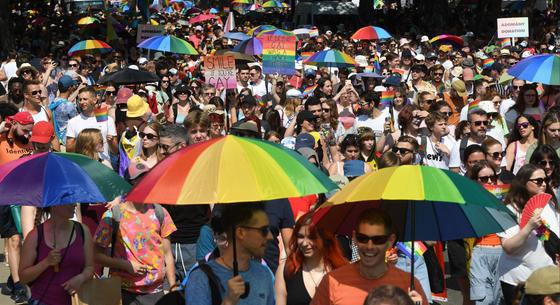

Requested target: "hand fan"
[{"left": 520, "top": 193, "right": 552, "bottom": 228}]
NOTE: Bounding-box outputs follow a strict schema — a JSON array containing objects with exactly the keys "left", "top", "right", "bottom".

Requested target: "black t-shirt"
[
  {"left": 264, "top": 199, "right": 295, "bottom": 273},
  {"left": 164, "top": 204, "right": 210, "bottom": 244},
  {"left": 499, "top": 170, "right": 516, "bottom": 184}
]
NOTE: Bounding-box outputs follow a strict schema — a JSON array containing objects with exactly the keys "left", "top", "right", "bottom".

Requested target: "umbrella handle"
[
  {"left": 231, "top": 226, "right": 250, "bottom": 299},
  {"left": 410, "top": 201, "right": 415, "bottom": 291}
]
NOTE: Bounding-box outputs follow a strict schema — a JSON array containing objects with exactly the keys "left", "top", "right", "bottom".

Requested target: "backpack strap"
[
  {"left": 459, "top": 136, "right": 470, "bottom": 163},
  {"left": 72, "top": 220, "right": 85, "bottom": 246},
  {"left": 511, "top": 141, "right": 518, "bottom": 171},
  {"left": 35, "top": 223, "right": 44, "bottom": 264},
  {"left": 110, "top": 205, "right": 122, "bottom": 257},
  {"left": 172, "top": 103, "right": 178, "bottom": 123},
  {"left": 198, "top": 262, "right": 224, "bottom": 305}
]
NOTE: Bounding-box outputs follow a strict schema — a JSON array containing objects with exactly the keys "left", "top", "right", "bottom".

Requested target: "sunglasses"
[
  {"left": 392, "top": 147, "right": 413, "bottom": 155},
  {"left": 423, "top": 99, "right": 435, "bottom": 104},
  {"left": 239, "top": 225, "right": 270, "bottom": 237},
  {"left": 26, "top": 90, "right": 42, "bottom": 96},
  {"left": 433, "top": 72, "right": 444, "bottom": 76},
  {"left": 106, "top": 91, "right": 116, "bottom": 96},
  {"left": 528, "top": 177, "right": 550, "bottom": 186},
  {"left": 355, "top": 233, "right": 390, "bottom": 245},
  {"left": 139, "top": 132, "right": 158, "bottom": 140},
  {"left": 517, "top": 122, "right": 530, "bottom": 129},
  {"left": 488, "top": 151, "right": 505, "bottom": 159},
  {"left": 440, "top": 111, "right": 452, "bottom": 117},
  {"left": 472, "top": 120, "right": 489, "bottom": 126},
  {"left": 478, "top": 175, "right": 498, "bottom": 184},
  {"left": 539, "top": 160, "right": 558, "bottom": 167},
  {"left": 161, "top": 80, "right": 170, "bottom": 83},
  {"left": 68, "top": 64, "right": 79, "bottom": 68},
  {"left": 512, "top": 85, "right": 522, "bottom": 90}
]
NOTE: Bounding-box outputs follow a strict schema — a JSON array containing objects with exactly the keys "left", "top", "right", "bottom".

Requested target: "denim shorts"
[{"left": 469, "top": 246, "right": 503, "bottom": 305}]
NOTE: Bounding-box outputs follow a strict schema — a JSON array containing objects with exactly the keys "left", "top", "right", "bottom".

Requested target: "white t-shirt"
[
  {"left": 449, "top": 138, "right": 478, "bottom": 174},
  {"left": 500, "top": 98, "right": 515, "bottom": 117},
  {"left": 66, "top": 113, "right": 117, "bottom": 161},
  {"left": 355, "top": 114, "right": 387, "bottom": 140},
  {"left": 417, "top": 135, "right": 456, "bottom": 170},
  {"left": 249, "top": 80, "right": 272, "bottom": 100},
  {"left": 497, "top": 204, "right": 555, "bottom": 285}
]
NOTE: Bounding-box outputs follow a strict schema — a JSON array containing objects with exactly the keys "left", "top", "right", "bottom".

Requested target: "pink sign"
[{"left": 204, "top": 55, "right": 237, "bottom": 89}]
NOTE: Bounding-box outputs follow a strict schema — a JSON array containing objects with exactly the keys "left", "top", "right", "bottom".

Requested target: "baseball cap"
[
  {"left": 420, "top": 35, "right": 429, "bottom": 43},
  {"left": 174, "top": 83, "right": 191, "bottom": 96},
  {"left": 286, "top": 89, "right": 302, "bottom": 98},
  {"left": 525, "top": 266, "right": 560, "bottom": 295},
  {"left": 414, "top": 54, "right": 425, "bottom": 61},
  {"left": 138, "top": 57, "right": 148, "bottom": 65},
  {"left": 195, "top": 25, "right": 203, "bottom": 31},
  {"left": 425, "top": 51, "right": 438, "bottom": 59},
  {"left": 451, "top": 79, "right": 467, "bottom": 97},
  {"left": 384, "top": 75, "right": 402, "bottom": 87},
  {"left": 116, "top": 87, "right": 134, "bottom": 104},
  {"left": 9, "top": 112, "right": 34, "bottom": 125},
  {"left": 461, "top": 58, "right": 475, "bottom": 68},
  {"left": 295, "top": 133, "right": 315, "bottom": 150},
  {"left": 296, "top": 110, "right": 315, "bottom": 126},
  {"left": 126, "top": 95, "right": 149, "bottom": 118},
  {"left": 304, "top": 69, "right": 316, "bottom": 77},
  {"left": 30, "top": 121, "right": 54, "bottom": 144},
  {"left": 477, "top": 100, "right": 497, "bottom": 114},
  {"left": 58, "top": 75, "right": 76, "bottom": 92}
]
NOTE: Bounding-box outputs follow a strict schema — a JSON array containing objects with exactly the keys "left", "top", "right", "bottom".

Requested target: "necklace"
[{"left": 303, "top": 263, "right": 326, "bottom": 288}]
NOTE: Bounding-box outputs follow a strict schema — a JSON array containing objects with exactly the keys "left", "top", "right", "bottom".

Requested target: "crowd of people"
[{"left": 0, "top": 1, "right": 559, "bottom": 305}]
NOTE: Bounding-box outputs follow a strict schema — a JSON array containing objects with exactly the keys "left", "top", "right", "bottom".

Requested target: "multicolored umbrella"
[
  {"left": 262, "top": 0, "right": 289, "bottom": 7},
  {"left": 232, "top": 0, "right": 252, "bottom": 4},
  {"left": 256, "top": 29, "right": 295, "bottom": 38},
  {"left": 126, "top": 135, "right": 337, "bottom": 204},
  {"left": 77, "top": 17, "right": 100, "bottom": 25},
  {"left": 247, "top": 25, "right": 276, "bottom": 36},
  {"left": 232, "top": 37, "right": 263, "bottom": 55},
  {"left": 351, "top": 26, "right": 392, "bottom": 40},
  {"left": 429, "top": 34, "right": 465, "bottom": 48},
  {"left": 303, "top": 49, "right": 357, "bottom": 68},
  {"left": 189, "top": 14, "right": 219, "bottom": 24},
  {"left": 0, "top": 152, "right": 130, "bottom": 207},
  {"left": 67, "top": 40, "right": 112, "bottom": 56},
  {"left": 138, "top": 35, "right": 198, "bottom": 55},
  {"left": 223, "top": 32, "right": 250, "bottom": 41},
  {"left": 507, "top": 54, "right": 560, "bottom": 85}
]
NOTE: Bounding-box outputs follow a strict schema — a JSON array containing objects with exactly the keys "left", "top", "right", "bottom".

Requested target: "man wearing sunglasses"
[{"left": 312, "top": 208, "right": 427, "bottom": 305}]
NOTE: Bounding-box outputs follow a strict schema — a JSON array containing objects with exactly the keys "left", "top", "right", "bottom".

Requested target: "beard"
[{"left": 10, "top": 94, "right": 23, "bottom": 104}]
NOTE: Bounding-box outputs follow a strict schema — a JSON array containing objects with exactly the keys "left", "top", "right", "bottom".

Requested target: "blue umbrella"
[
  {"left": 507, "top": 54, "right": 560, "bottom": 85},
  {"left": 232, "top": 37, "right": 263, "bottom": 55},
  {"left": 223, "top": 32, "right": 250, "bottom": 41}
]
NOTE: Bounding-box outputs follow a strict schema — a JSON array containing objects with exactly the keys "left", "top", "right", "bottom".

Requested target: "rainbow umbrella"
[
  {"left": 68, "top": 40, "right": 112, "bottom": 56},
  {"left": 232, "top": 37, "right": 263, "bottom": 55},
  {"left": 262, "top": 0, "right": 288, "bottom": 7},
  {"left": 189, "top": 14, "right": 219, "bottom": 24},
  {"left": 303, "top": 49, "right": 357, "bottom": 68},
  {"left": 138, "top": 35, "right": 198, "bottom": 55},
  {"left": 77, "top": 17, "right": 100, "bottom": 25},
  {"left": 247, "top": 25, "right": 276, "bottom": 36},
  {"left": 507, "top": 54, "right": 560, "bottom": 85},
  {"left": 232, "top": 0, "right": 252, "bottom": 4},
  {"left": 256, "top": 29, "right": 295, "bottom": 38},
  {"left": 313, "top": 165, "right": 516, "bottom": 290},
  {"left": 0, "top": 152, "right": 130, "bottom": 207},
  {"left": 351, "top": 26, "right": 392, "bottom": 40},
  {"left": 126, "top": 135, "right": 337, "bottom": 204},
  {"left": 429, "top": 34, "right": 465, "bottom": 49}
]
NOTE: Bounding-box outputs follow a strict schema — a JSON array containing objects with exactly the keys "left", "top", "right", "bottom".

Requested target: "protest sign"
[
  {"left": 497, "top": 17, "right": 529, "bottom": 39},
  {"left": 136, "top": 24, "right": 165, "bottom": 43},
  {"left": 204, "top": 55, "right": 237, "bottom": 89},
  {"left": 261, "top": 35, "right": 296, "bottom": 75}
]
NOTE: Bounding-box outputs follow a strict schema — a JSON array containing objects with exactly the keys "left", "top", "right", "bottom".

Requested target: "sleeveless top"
[
  {"left": 511, "top": 141, "right": 528, "bottom": 175},
  {"left": 284, "top": 266, "right": 312, "bottom": 305},
  {"left": 30, "top": 222, "right": 85, "bottom": 305},
  {"left": 20, "top": 105, "right": 49, "bottom": 123}
]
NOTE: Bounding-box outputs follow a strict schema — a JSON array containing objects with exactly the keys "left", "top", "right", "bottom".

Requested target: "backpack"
[{"left": 110, "top": 204, "right": 165, "bottom": 257}]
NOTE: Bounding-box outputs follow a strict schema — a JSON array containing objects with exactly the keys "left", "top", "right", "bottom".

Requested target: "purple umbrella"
[{"left": 232, "top": 37, "right": 263, "bottom": 55}]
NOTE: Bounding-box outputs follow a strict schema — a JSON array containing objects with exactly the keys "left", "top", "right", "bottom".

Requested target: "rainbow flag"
[
  {"left": 94, "top": 106, "right": 108, "bottom": 122},
  {"left": 392, "top": 68, "right": 406, "bottom": 75},
  {"left": 483, "top": 58, "right": 495, "bottom": 69},
  {"left": 300, "top": 52, "right": 314, "bottom": 61},
  {"left": 309, "top": 27, "right": 319, "bottom": 38},
  {"left": 303, "top": 85, "right": 317, "bottom": 97},
  {"left": 499, "top": 38, "right": 512, "bottom": 48},
  {"left": 468, "top": 99, "right": 480, "bottom": 111},
  {"left": 372, "top": 53, "right": 382, "bottom": 73},
  {"left": 364, "top": 65, "right": 374, "bottom": 73},
  {"left": 484, "top": 184, "right": 510, "bottom": 201},
  {"left": 396, "top": 242, "right": 428, "bottom": 262},
  {"left": 381, "top": 90, "right": 395, "bottom": 106}
]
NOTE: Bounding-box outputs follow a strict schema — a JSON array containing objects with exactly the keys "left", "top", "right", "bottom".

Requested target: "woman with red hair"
[{"left": 275, "top": 212, "right": 348, "bottom": 305}]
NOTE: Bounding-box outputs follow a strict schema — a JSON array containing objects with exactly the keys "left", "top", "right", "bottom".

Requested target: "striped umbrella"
[
  {"left": 303, "top": 49, "right": 357, "bottom": 68},
  {"left": 138, "top": 35, "right": 198, "bottom": 55},
  {"left": 232, "top": 0, "right": 252, "bottom": 3},
  {"left": 77, "top": 17, "right": 99, "bottom": 25},
  {"left": 256, "top": 29, "right": 295, "bottom": 38},
  {"left": 232, "top": 37, "right": 263, "bottom": 55},
  {"left": 262, "top": 0, "right": 289, "bottom": 7},
  {"left": 351, "top": 26, "right": 392, "bottom": 40},
  {"left": 508, "top": 54, "right": 560, "bottom": 85},
  {"left": 247, "top": 25, "right": 276, "bottom": 36},
  {"left": 67, "top": 40, "right": 112, "bottom": 56},
  {"left": 429, "top": 34, "right": 465, "bottom": 49},
  {"left": 126, "top": 135, "right": 337, "bottom": 204}
]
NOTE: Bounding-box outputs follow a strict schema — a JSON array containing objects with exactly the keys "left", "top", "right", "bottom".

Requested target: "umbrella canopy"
[
  {"left": 356, "top": 72, "right": 384, "bottom": 79},
  {"left": 98, "top": 68, "right": 160, "bottom": 85},
  {"left": 429, "top": 34, "right": 465, "bottom": 48},
  {"left": 313, "top": 165, "right": 517, "bottom": 240},
  {"left": 138, "top": 35, "right": 198, "bottom": 55},
  {"left": 214, "top": 50, "right": 257, "bottom": 63},
  {"left": 232, "top": 0, "right": 252, "bottom": 3},
  {"left": 232, "top": 37, "right": 263, "bottom": 55},
  {"left": 68, "top": 40, "right": 112, "bottom": 56},
  {"left": 351, "top": 26, "right": 392, "bottom": 40},
  {"left": 262, "top": 0, "right": 289, "bottom": 7},
  {"left": 507, "top": 54, "right": 560, "bottom": 85},
  {"left": 189, "top": 14, "right": 219, "bottom": 24},
  {"left": 126, "top": 135, "right": 338, "bottom": 204},
  {"left": 303, "top": 49, "right": 357, "bottom": 68},
  {"left": 256, "top": 29, "right": 295, "bottom": 38},
  {"left": 0, "top": 152, "right": 130, "bottom": 207},
  {"left": 223, "top": 32, "right": 250, "bottom": 41},
  {"left": 77, "top": 17, "right": 99, "bottom": 25},
  {"left": 248, "top": 25, "right": 276, "bottom": 36}
]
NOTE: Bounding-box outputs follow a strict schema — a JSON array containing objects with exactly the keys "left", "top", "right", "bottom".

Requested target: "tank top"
[
  {"left": 284, "top": 267, "right": 312, "bottom": 305},
  {"left": 512, "top": 141, "right": 527, "bottom": 175},
  {"left": 30, "top": 222, "right": 85, "bottom": 305},
  {"left": 20, "top": 105, "right": 49, "bottom": 123}
]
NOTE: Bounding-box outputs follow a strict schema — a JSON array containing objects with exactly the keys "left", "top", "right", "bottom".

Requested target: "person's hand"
[
  {"left": 126, "top": 261, "right": 149, "bottom": 276},
  {"left": 408, "top": 289, "right": 422, "bottom": 305},
  {"left": 224, "top": 275, "right": 246, "bottom": 305},
  {"left": 44, "top": 249, "right": 62, "bottom": 267},
  {"left": 295, "top": 104, "right": 304, "bottom": 114},
  {"left": 105, "top": 196, "right": 122, "bottom": 210},
  {"left": 61, "top": 274, "right": 86, "bottom": 295},
  {"left": 416, "top": 110, "right": 429, "bottom": 118},
  {"left": 527, "top": 208, "right": 543, "bottom": 230},
  {"left": 435, "top": 142, "right": 450, "bottom": 156},
  {"left": 0, "top": 121, "right": 8, "bottom": 133},
  {"left": 385, "top": 248, "right": 398, "bottom": 265}
]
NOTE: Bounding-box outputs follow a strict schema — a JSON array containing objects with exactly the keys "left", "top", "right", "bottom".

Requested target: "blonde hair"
[
  {"left": 284, "top": 97, "right": 301, "bottom": 118},
  {"left": 75, "top": 128, "right": 103, "bottom": 160}
]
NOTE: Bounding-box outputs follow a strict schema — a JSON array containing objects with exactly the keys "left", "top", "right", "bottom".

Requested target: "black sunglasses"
[
  {"left": 440, "top": 111, "right": 452, "bottom": 117},
  {"left": 517, "top": 122, "right": 530, "bottom": 129},
  {"left": 538, "top": 160, "right": 558, "bottom": 168},
  {"left": 528, "top": 177, "right": 550, "bottom": 186},
  {"left": 106, "top": 91, "right": 116, "bottom": 96},
  {"left": 139, "top": 132, "right": 158, "bottom": 140},
  {"left": 26, "top": 90, "right": 42, "bottom": 96},
  {"left": 392, "top": 147, "right": 413, "bottom": 155},
  {"left": 239, "top": 225, "right": 270, "bottom": 237},
  {"left": 488, "top": 151, "right": 505, "bottom": 159},
  {"left": 355, "top": 233, "right": 390, "bottom": 245},
  {"left": 472, "top": 120, "right": 489, "bottom": 126},
  {"left": 478, "top": 175, "right": 498, "bottom": 184}
]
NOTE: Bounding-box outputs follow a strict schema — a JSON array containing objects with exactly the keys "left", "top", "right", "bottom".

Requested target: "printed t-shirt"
[
  {"left": 94, "top": 204, "right": 177, "bottom": 293},
  {"left": 0, "top": 135, "right": 32, "bottom": 166}
]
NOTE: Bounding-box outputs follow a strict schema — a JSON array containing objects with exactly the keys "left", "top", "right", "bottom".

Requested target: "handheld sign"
[
  {"left": 261, "top": 35, "right": 296, "bottom": 75},
  {"left": 204, "top": 55, "right": 237, "bottom": 90}
]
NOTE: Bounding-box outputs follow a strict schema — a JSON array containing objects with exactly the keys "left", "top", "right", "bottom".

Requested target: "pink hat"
[{"left": 115, "top": 87, "right": 134, "bottom": 104}]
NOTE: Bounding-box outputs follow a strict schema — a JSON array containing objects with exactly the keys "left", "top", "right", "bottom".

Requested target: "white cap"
[
  {"left": 415, "top": 54, "right": 425, "bottom": 61},
  {"left": 478, "top": 100, "right": 497, "bottom": 113},
  {"left": 326, "top": 30, "right": 333, "bottom": 35},
  {"left": 138, "top": 57, "right": 148, "bottom": 65},
  {"left": 286, "top": 89, "right": 302, "bottom": 98},
  {"left": 519, "top": 40, "right": 528, "bottom": 47},
  {"left": 420, "top": 35, "right": 429, "bottom": 43},
  {"left": 373, "top": 86, "right": 387, "bottom": 92},
  {"left": 451, "top": 66, "right": 463, "bottom": 78},
  {"left": 474, "top": 51, "right": 488, "bottom": 59},
  {"left": 500, "top": 49, "right": 511, "bottom": 56},
  {"left": 169, "top": 68, "right": 178, "bottom": 75},
  {"left": 521, "top": 50, "right": 533, "bottom": 58},
  {"left": 128, "top": 65, "right": 139, "bottom": 70},
  {"left": 195, "top": 25, "right": 203, "bottom": 31},
  {"left": 399, "top": 38, "right": 410, "bottom": 46}
]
